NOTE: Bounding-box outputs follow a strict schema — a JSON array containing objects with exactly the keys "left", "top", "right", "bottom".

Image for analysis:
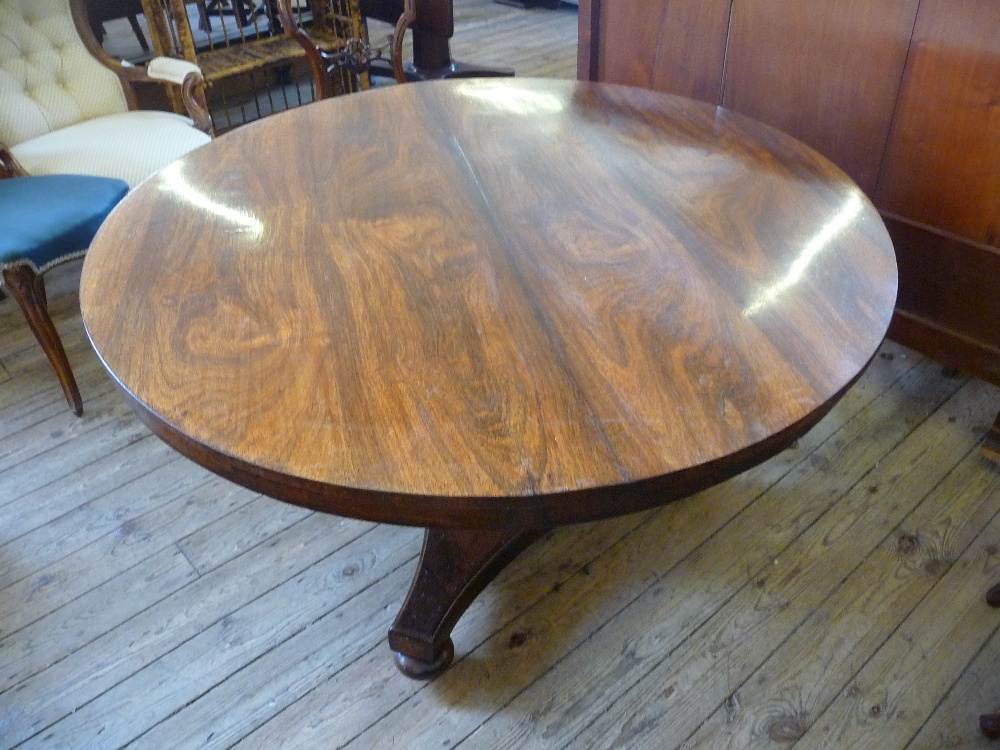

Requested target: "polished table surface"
[{"left": 81, "top": 78, "right": 898, "bottom": 677}]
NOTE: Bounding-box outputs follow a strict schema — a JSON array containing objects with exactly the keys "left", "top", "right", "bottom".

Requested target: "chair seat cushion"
[
  {"left": 9, "top": 110, "right": 211, "bottom": 189},
  {"left": 0, "top": 175, "right": 129, "bottom": 273}
]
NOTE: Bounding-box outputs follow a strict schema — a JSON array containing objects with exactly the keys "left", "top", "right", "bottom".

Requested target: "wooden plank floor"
[{"left": 4, "top": 2, "right": 1000, "bottom": 747}]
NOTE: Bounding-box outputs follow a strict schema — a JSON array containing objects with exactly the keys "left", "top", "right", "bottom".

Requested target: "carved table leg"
[
  {"left": 388, "top": 525, "right": 546, "bottom": 679},
  {"left": 982, "top": 409, "right": 1000, "bottom": 464}
]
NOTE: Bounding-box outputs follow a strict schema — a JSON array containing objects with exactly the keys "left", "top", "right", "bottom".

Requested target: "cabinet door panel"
[
  {"left": 582, "top": 0, "right": 730, "bottom": 104},
  {"left": 723, "top": 0, "right": 919, "bottom": 194},
  {"left": 875, "top": 0, "right": 1000, "bottom": 245}
]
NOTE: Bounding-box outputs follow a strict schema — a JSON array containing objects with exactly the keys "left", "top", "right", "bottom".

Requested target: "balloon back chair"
[{"left": 0, "top": 0, "right": 214, "bottom": 413}]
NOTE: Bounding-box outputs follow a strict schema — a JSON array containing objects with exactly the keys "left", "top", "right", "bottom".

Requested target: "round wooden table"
[{"left": 81, "top": 79, "right": 898, "bottom": 678}]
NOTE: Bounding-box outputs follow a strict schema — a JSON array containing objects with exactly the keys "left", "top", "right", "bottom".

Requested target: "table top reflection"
[{"left": 80, "top": 78, "right": 898, "bottom": 529}]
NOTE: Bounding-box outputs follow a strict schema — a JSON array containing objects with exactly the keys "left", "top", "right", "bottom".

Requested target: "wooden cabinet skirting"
[{"left": 886, "top": 215, "right": 1000, "bottom": 386}]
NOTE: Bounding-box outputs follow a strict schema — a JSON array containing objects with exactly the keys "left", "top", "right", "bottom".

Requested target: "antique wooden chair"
[
  {"left": 1, "top": 0, "right": 212, "bottom": 409},
  {"left": 0, "top": 0, "right": 212, "bottom": 187},
  {"left": 140, "top": 0, "right": 392, "bottom": 130},
  {"left": 0, "top": 174, "right": 128, "bottom": 415},
  {"left": 279, "top": 0, "right": 410, "bottom": 94}
]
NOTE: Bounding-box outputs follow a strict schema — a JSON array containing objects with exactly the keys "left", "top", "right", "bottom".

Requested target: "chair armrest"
[
  {"left": 0, "top": 145, "right": 28, "bottom": 179},
  {"left": 106, "top": 57, "right": 214, "bottom": 135},
  {"left": 120, "top": 58, "right": 212, "bottom": 135},
  {"left": 146, "top": 56, "right": 202, "bottom": 86},
  {"left": 144, "top": 58, "right": 213, "bottom": 134}
]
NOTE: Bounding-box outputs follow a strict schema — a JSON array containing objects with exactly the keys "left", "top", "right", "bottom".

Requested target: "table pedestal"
[
  {"left": 388, "top": 525, "right": 547, "bottom": 678},
  {"left": 80, "top": 79, "right": 898, "bottom": 685},
  {"left": 363, "top": 0, "right": 514, "bottom": 81},
  {"left": 369, "top": 33, "right": 513, "bottom": 81}
]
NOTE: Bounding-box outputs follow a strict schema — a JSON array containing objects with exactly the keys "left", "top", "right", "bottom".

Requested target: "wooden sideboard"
[{"left": 579, "top": 0, "right": 1000, "bottom": 394}]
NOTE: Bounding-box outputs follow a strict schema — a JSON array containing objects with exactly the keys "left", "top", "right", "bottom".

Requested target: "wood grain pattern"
[
  {"left": 874, "top": 0, "right": 1000, "bottom": 245},
  {"left": 885, "top": 215, "right": 1000, "bottom": 381},
  {"left": 614, "top": 379, "right": 998, "bottom": 750},
  {"left": 434, "top": 358, "right": 967, "bottom": 750},
  {"left": 4, "top": 6, "right": 1000, "bottom": 742},
  {"left": 579, "top": 0, "right": 1000, "bottom": 423},
  {"left": 231, "top": 348, "right": 930, "bottom": 748},
  {"left": 722, "top": 0, "right": 920, "bottom": 195},
  {"left": 4, "top": 330, "right": 997, "bottom": 746},
  {"left": 791, "top": 502, "right": 1000, "bottom": 749},
  {"left": 580, "top": 0, "right": 731, "bottom": 104},
  {"left": 81, "top": 79, "right": 897, "bottom": 529}
]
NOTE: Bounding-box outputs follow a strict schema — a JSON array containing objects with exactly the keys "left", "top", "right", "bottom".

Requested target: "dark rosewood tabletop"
[{"left": 80, "top": 78, "right": 898, "bottom": 677}]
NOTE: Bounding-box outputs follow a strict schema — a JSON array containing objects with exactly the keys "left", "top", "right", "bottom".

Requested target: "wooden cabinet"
[{"left": 580, "top": 0, "right": 1000, "bottom": 385}]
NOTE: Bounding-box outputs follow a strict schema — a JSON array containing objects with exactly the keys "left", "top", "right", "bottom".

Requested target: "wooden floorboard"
[{"left": 2, "top": 2, "right": 1000, "bottom": 748}]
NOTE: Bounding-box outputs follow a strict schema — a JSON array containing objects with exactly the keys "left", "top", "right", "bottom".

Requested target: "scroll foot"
[
  {"left": 388, "top": 525, "right": 545, "bottom": 678},
  {"left": 393, "top": 637, "right": 454, "bottom": 679}
]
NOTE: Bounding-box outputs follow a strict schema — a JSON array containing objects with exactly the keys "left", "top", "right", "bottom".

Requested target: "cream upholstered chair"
[{"left": 0, "top": 0, "right": 212, "bottom": 187}]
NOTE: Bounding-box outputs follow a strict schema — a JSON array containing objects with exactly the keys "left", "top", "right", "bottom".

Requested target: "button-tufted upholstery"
[
  {"left": 0, "top": 0, "right": 128, "bottom": 146},
  {"left": 0, "top": 0, "right": 211, "bottom": 187}
]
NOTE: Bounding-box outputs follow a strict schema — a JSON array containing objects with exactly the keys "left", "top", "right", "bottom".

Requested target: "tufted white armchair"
[{"left": 0, "top": 0, "right": 213, "bottom": 188}]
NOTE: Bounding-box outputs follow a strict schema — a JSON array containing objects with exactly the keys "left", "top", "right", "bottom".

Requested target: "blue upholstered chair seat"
[
  {"left": 0, "top": 176, "right": 129, "bottom": 273},
  {"left": 1, "top": 175, "right": 129, "bottom": 415}
]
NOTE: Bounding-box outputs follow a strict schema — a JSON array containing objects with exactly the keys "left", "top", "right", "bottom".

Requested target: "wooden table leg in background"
[
  {"left": 982, "top": 410, "right": 1000, "bottom": 464},
  {"left": 363, "top": 0, "right": 514, "bottom": 80},
  {"left": 388, "top": 525, "right": 547, "bottom": 678}
]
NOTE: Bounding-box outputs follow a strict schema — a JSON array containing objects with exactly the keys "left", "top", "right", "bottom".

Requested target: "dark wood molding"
[
  {"left": 884, "top": 215, "right": 1000, "bottom": 386},
  {"left": 888, "top": 312, "right": 1000, "bottom": 386},
  {"left": 577, "top": 0, "right": 600, "bottom": 81}
]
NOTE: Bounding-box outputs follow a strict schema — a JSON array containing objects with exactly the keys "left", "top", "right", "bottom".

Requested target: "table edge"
[{"left": 105, "top": 345, "right": 881, "bottom": 529}]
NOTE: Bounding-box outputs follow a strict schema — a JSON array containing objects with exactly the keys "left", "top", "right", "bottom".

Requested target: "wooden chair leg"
[
  {"left": 984, "top": 713, "right": 1000, "bottom": 740},
  {"left": 126, "top": 13, "right": 150, "bottom": 52},
  {"left": 2, "top": 266, "right": 83, "bottom": 415},
  {"left": 981, "top": 585, "right": 1000, "bottom": 739},
  {"left": 983, "top": 409, "right": 1000, "bottom": 464}
]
